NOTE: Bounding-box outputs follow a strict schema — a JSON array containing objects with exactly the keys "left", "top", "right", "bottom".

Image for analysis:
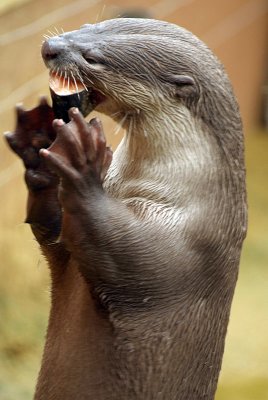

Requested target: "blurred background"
[{"left": 0, "top": 0, "right": 267, "bottom": 399}]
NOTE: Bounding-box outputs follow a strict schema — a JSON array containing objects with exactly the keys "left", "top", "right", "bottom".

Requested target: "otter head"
[
  {"left": 41, "top": 19, "right": 222, "bottom": 119},
  {"left": 42, "top": 18, "right": 243, "bottom": 166}
]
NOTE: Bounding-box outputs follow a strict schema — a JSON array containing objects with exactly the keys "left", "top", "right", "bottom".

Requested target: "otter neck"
[
  {"left": 120, "top": 104, "right": 220, "bottom": 177},
  {"left": 106, "top": 103, "right": 226, "bottom": 214}
]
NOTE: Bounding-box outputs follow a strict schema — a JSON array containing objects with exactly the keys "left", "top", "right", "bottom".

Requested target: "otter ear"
[{"left": 168, "top": 74, "right": 197, "bottom": 98}]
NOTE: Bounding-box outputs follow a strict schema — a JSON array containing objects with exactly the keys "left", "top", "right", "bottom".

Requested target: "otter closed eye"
[
  {"left": 84, "top": 57, "right": 100, "bottom": 64},
  {"left": 6, "top": 18, "right": 247, "bottom": 400}
]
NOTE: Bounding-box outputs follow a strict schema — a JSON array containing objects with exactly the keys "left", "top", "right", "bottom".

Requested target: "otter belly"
[
  {"left": 34, "top": 257, "right": 228, "bottom": 400},
  {"left": 34, "top": 260, "right": 113, "bottom": 400}
]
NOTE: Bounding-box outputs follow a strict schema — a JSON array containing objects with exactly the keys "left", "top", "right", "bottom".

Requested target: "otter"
[{"left": 5, "top": 18, "right": 247, "bottom": 400}]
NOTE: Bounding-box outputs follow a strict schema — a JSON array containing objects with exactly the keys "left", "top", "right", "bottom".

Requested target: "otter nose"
[{"left": 41, "top": 38, "right": 66, "bottom": 63}]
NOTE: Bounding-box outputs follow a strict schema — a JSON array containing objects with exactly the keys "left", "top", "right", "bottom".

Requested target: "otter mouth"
[
  {"left": 49, "top": 70, "right": 85, "bottom": 95},
  {"left": 49, "top": 70, "right": 106, "bottom": 122}
]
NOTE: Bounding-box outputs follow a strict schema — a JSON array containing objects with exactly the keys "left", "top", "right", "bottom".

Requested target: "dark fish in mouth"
[{"left": 49, "top": 71, "right": 94, "bottom": 123}]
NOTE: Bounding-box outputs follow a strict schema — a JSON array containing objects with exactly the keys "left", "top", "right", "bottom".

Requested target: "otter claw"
[
  {"left": 39, "top": 96, "right": 49, "bottom": 107},
  {"left": 15, "top": 103, "right": 27, "bottom": 123},
  {"left": 4, "top": 131, "right": 19, "bottom": 152},
  {"left": 16, "top": 103, "right": 25, "bottom": 112}
]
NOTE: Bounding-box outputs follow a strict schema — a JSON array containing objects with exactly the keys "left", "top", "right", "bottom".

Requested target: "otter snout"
[{"left": 41, "top": 37, "right": 70, "bottom": 68}]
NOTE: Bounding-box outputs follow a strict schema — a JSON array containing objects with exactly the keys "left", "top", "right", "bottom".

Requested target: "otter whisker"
[
  {"left": 78, "top": 78, "right": 88, "bottom": 91},
  {"left": 110, "top": 111, "right": 122, "bottom": 118},
  {"left": 85, "top": 77, "right": 94, "bottom": 87},
  {"left": 61, "top": 27, "right": 65, "bottom": 34},
  {"left": 47, "top": 30, "right": 56, "bottom": 38},
  {"left": 128, "top": 115, "right": 134, "bottom": 136},
  {"left": 99, "top": 4, "right": 106, "bottom": 21},
  {"left": 81, "top": 82, "right": 89, "bottom": 92},
  {"left": 95, "top": 3, "right": 106, "bottom": 23},
  {"left": 63, "top": 69, "right": 67, "bottom": 91},
  {"left": 95, "top": 11, "right": 100, "bottom": 24},
  {"left": 71, "top": 71, "right": 81, "bottom": 99},
  {"left": 113, "top": 112, "right": 129, "bottom": 135},
  {"left": 50, "top": 29, "right": 58, "bottom": 37},
  {"left": 54, "top": 26, "right": 60, "bottom": 35},
  {"left": 76, "top": 71, "right": 89, "bottom": 91},
  {"left": 79, "top": 70, "right": 94, "bottom": 87}
]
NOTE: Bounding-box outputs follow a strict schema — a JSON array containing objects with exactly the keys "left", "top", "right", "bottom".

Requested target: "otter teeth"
[{"left": 49, "top": 70, "right": 85, "bottom": 96}]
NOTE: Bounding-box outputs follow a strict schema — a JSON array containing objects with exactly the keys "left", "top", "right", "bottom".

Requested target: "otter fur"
[{"left": 6, "top": 18, "right": 247, "bottom": 400}]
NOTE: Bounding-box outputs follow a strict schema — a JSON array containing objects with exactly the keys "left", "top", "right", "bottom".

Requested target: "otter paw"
[
  {"left": 4, "top": 97, "right": 59, "bottom": 191},
  {"left": 40, "top": 108, "right": 113, "bottom": 196}
]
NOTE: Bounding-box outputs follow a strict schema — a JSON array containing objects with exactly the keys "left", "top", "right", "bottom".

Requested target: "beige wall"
[{"left": 0, "top": 0, "right": 267, "bottom": 132}]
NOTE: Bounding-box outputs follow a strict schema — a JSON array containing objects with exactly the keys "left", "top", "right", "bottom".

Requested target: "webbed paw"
[
  {"left": 5, "top": 97, "right": 58, "bottom": 191},
  {"left": 40, "top": 108, "right": 113, "bottom": 210}
]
